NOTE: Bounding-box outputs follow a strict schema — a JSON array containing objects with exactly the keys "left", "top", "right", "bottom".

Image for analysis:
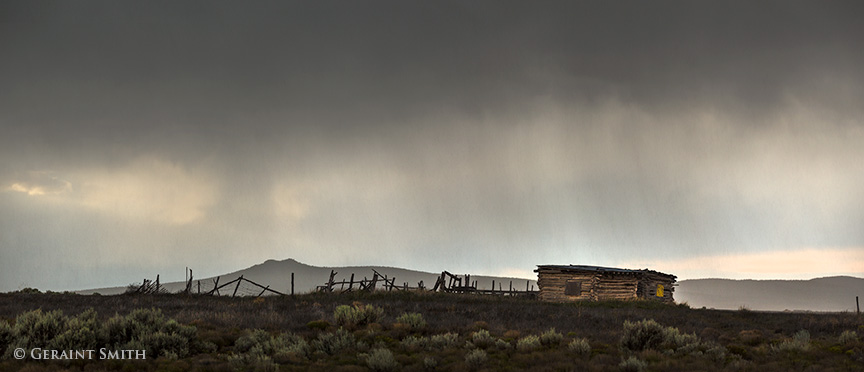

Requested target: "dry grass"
[{"left": 0, "top": 291, "right": 862, "bottom": 371}]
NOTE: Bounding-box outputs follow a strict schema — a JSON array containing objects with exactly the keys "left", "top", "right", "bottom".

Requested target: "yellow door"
[{"left": 656, "top": 284, "right": 664, "bottom": 297}]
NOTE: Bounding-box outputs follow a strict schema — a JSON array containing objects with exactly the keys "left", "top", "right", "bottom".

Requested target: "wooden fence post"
[
  {"left": 328, "top": 270, "right": 337, "bottom": 292},
  {"left": 233, "top": 276, "right": 243, "bottom": 297},
  {"left": 291, "top": 273, "right": 295, "bottom": 296}
]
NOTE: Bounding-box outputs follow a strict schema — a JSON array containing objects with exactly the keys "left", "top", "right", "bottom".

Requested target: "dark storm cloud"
[
  {"left": 1, "top": 1, "right": 864, "bottom": 290},
  {"left": 3, "top": 1, "right": 863, "bottom": 132}
]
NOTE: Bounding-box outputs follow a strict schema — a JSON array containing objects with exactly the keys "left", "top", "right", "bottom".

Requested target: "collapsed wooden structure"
[
  {"left": 127, "top": 274, "right": 168, "bottom": 294},
  {"left": 535, "top": 265, "right": 676, "bottom": 302},
  {"left": 316, "top": 269, "right": 537, "bottom": 297},
  {"left": 127, "top": 268, "right": 290, "bottom": 297}
]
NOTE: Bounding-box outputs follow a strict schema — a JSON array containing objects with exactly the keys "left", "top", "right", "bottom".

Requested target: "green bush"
[
  {"left": 568, "top": 338, "right": 591, "bottom": 356},
  {"left": 235, "top": 329, "right": 272, "bottom": 353},
  {"left": 428, "top": 332, "right": 460, "bottom": 349},
  {"left": 231, "top": 329, "right": 310, "bottom": 369},
  {"left": 495, "top": 338, "right": 512, "bottom": 350},
  {"left": 620, "top": 319, "right": 667, "bottom": 352},
  {"left": 665, "top": 328, "right": 701, "bottom": 353},
  {"left": 539, "top": 327, "right": 563, "bottom": 346},
  {"left": 620, "top": 318, "right": 725, "bottom": 358},
  {"left": 619, "top": 356, "right": 647, "bottom": 372},
  {"left": 363, "top": 348, "right": 399, "bottom": 372},
  {"left": 228, "top": 352, "right": 279, "bottom": 372},
  {"left": 516, "top": 335, "right": 541, "bottom": 351},
  {"left": 400, "top": 335, "right": 428, "bottom": 351},
  {"left": 2, "top": 308, "right": 197, "bottom": 360},
  {"left": 333, "top": 304, "right": 384, "bottom": 328},
  {"left": 306, "top": 320, "right": 330, "bottom": 331},
  {"left": 771, "top": 330, "right": 810, "bottom": 353},
  {"left": 14, "top": 288, "right": 41, "bottom": 294},
  {"left": 48, "top": 309, "right": 103, "bottom": 350},
  {"left": 839, "top": 330, "right": 858, "bottom": 345},
  {"left": 0, "top": 321, "right": 13, "bottom": 356},
  {"left": 396, "top": 312, "right": 426, "bottom": 331},
  {"left": 464, "top": 349, "right": 488, "bottom": 369},
  {"left": 13, "top": 309, "right": 68, "bottom": 348},
  {"left": 469, "top": 329, "right": 495, "bottom": 349},
  {"left": 103, "top": 309, "right": 197, "bottom": 358},
  {"left": 423, "top": 356, "right": 438, "bottom": 370},
  {"left": 704, "top": 345, "right": 727, "bottom": 362},
  {"left": 313, "top": 327, "right": 357, "bottom": 355}
]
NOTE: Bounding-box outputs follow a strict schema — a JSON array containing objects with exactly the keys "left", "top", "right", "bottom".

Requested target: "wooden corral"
[
  {"left": 316, "top": 269, "right": 537, "bottom": 297},
  {"left": 535, "top": 265, "right": 676, "bottom": 303}
]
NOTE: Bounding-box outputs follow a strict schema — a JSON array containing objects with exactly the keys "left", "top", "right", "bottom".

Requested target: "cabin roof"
[{"left": 535, "top": 265, "right": 676, "bottom": 280}]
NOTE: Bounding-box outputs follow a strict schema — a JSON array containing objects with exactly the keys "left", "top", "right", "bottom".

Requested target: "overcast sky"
[{"left": 2, "top": 1, "right": 863, "bottom": 291}]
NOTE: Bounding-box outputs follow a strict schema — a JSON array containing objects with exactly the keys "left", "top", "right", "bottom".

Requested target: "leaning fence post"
[{"left": 233, "top": 276, "right": 243, "bottom": 297}]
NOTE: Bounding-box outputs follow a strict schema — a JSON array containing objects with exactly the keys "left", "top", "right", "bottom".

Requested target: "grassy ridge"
[{"left": 0, "top": 291, "right": 862, "bottom": 371}]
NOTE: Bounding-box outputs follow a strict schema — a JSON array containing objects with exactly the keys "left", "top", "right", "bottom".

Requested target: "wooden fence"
[
  {"left": 316, "top": 269, "right": 537, "bottom": 297},
  {"left": 130, "top": 267, "right": 536, "bottom": 298}
]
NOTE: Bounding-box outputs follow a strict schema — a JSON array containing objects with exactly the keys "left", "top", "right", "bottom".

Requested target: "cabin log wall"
[{"left": 536, "top": 266, "right": 675, "bottom": 303}]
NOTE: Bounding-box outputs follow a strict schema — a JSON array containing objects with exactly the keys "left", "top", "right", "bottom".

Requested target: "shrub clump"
[
  {"left": 620, "top": 319, "right": 725, "bottom": 359},
  {"left": 464, "top": 348, "right": 488, "bottom": 369},
  {"left": 495, "top": 338, "right": 512, "bottom": 350},
  {"left": 312, "top": 327, "right": 358, "bottom": 355},
  {"left": 395, "top": 312, "right": 426, "bottom": 332},
  {"left": 620, "top": 319, "right": 667, "bottom": 352},
  {"left": 568, "top": 337, "right": 591, "bottom": 356},
  {"left": 839, "top": 330, "right": 858, "bottom": 345},
  {"left": 423, "top": 356, "right": 438, "bottom": 370},
  {"left": 3, "top": 308, "right": 198, "bottom": 360},
  {"left": 227, "top": 353, "right": 278, "bottom": 372},
  {"left": 400, "top": 335, "right": 428, "bottom": 351},
  {"left": 362, "top": 348, "right": 399, "bottom": 372},
  {"left": 49, "top": 309, "right": 101, "bottom": 351},
  {"left": 539, "top": 327, "right": 563, "bottom": 346},
  {"left": 771, "top": 330, "right": 810, "bottom": 353},
  {"left": 333, "top": 304, "right": 384, "bottom": 328},
  {"left": 306, "top": 320, "right": 330, "bottom": 331},
  {"left": 619, "top": 356, "right": 647, "bottom": 372},
  {"left": 428, "top": 332, "right": 460, "bottom": 349},
  {"left": 516, "top": 335, "right": 541, "bottom": 351},
  {"left": 0, "top": 321, "right": 14, "bottom": 357},
  {"left": 233, "top": 329, "right": 310, "bottom": 366},
  {"left": 11, "top": 309, "right": 69, "bottom": 353},
  {"left": 104, "top": 308, "right": 198, "bottom": 358},
  {"left": 468, "top": 329, "right": 495, "bottom": 349}
]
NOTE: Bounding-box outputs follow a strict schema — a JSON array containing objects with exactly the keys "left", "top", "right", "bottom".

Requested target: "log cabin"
[{"left": 535, "top": 265, "right": 676, "bottom": 303}]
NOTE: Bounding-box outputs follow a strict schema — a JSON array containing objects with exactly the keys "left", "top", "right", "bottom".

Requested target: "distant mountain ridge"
[
  {"left": 76, "top": 258, "right": 538, "bottom": 296},
  {"left": 675, "top": 276, "right": 864, "bottom": 312}
]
